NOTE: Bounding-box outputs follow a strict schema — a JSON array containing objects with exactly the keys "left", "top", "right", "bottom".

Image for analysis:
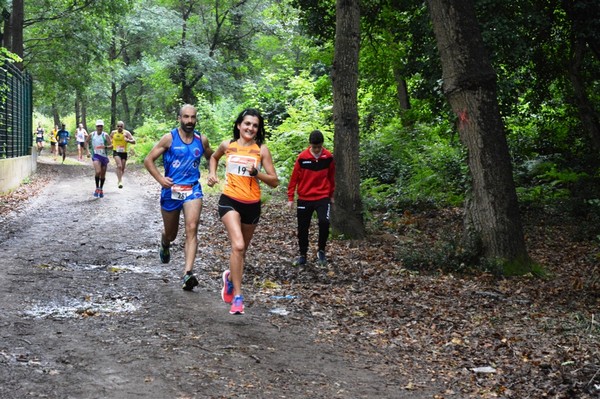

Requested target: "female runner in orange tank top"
[{"left": 207, "top": 108, "right": 279, "bottom": 315}]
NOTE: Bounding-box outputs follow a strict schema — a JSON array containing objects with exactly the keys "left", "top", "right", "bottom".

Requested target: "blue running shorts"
[{"left": 161, "top": 182, "right": 203, "bottom": 212}]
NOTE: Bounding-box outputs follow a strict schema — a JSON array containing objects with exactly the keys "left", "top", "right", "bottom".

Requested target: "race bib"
[
  {"left": 171, "top": 184, "right": 193, "bottom": 200},
  {"left": 226, "top": 155, "right": 256, "bottom": 176},
  {"left": 116, "top": 145, "right": 125, "bottom": 152}
]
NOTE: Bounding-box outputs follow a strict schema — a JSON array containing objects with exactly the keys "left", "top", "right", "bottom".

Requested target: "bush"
[{"left": 129, "top": 118, "right": 173, "bottom": 164}]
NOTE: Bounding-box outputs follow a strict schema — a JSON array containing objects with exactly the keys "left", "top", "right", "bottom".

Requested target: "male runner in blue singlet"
[{"left": 144, "top": 104, "right": 213, "bottom": 291}]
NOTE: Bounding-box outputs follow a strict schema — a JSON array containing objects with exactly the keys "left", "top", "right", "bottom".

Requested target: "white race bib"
[
  {"left": 227, "top": 155, "right": 256, "bottom": 176},
  {"left": 171, "top": 184, "right": 193, "bottom": 200}
]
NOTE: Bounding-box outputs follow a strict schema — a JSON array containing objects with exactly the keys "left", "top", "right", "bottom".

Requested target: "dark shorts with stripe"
[{"left": 218, "top": 194, "right": 261, "bottom": 225}]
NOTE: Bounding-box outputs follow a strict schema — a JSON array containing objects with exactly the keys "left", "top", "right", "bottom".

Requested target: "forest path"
[{"left": 0, "top": 155, "right": 434, "bottom": 399}]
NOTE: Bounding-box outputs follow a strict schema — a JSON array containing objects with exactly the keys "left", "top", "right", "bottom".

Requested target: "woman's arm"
[
  {"left": 255, "top": 144, "right": 279, "bottom": 188},
  {"left": 207, "top": 139, "right": 227, "bottom": 187}
]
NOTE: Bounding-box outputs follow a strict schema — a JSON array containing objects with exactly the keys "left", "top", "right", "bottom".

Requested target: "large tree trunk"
[
  {"left": 331, "top": 0, "right": 365, "bottom": 239},
  {"left": 427, "top": 0, "right": 530, "bottom": 271}
]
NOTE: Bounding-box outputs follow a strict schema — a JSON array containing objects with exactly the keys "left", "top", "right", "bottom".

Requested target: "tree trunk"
[
  {"left": 121, "top": 88, "right": 131, "bottom": 128},
  {"left": 2, "top": 9, "right": 10, "bottom": 49},
  {"left": 567, "top": 38, "right": 600, "bottom": 152},
  {"left": 181, "top": 80, "right": 196, "bottom": 105},
  {"left": 427, "top": 0, "right": 530, "bottom": 271},
  {"left": 392, "top": 65, "right": 411, "bottom": 111},
  {"left": 75, "top": 92, "right": 81, "bottom": 127},
  {"left": 110, "top": 34, "right": 118, "bottom": 130},
  {"left": 52, "top": 103, "right": 60, "bottom": 127},
  {"left": 133, "top": 85, "right": 145, "bottom": 126},
  {"left": 331, "top": 0, "right": 365, "bottom": 239},
  {"left": 10, "top": 0, "right": 23, "bottom": 69},
  {"left": 111, "top": 81, "right": 117, "bottom": 129},
  {"left": 81, "top": 97, "right": 87, "bottom": 131}
]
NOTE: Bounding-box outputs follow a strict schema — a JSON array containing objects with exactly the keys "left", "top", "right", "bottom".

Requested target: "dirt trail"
[{"left": 0, "top": 156, "right": 434, "bottom": 399}]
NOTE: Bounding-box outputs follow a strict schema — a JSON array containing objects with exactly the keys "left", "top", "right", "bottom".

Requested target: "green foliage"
[
  {"left": 359, "top": 115, "right": 467, "bottom": 211},
  {"left": 515, "top": 157, "right": 589, "bottom": 205},
  {"left": 247, "top": 70, "right": 334, "bottom": 186},
  {"left": 128, "top": 118, "right": 173, "bottom": 163},
  {"left": 492, "top": 257, "right": 546, "bottom": 278},
  {"left": 0, "top": 48, "right": 21, "bottom": 107},
  {"left": 138, "top": 58, "right": 181, "bottom": 118},
  {"left": 360, "top": 178, "right": 395, "bottom": 212},
  {"left": 0, "top": 47, "right": 21, "bottom": 63},
  {"left": 194, "top": 95, "right": 221, "bottom": 141}
]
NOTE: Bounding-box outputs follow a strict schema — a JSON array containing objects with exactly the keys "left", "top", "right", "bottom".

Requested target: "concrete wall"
[{"left": 0, "top": 147, "right": 37, "bottom": 194}]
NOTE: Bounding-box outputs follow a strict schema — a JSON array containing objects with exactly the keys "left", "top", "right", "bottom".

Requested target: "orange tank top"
[{"left": 223, "top": 140, "right": 262, "bottom": 203}]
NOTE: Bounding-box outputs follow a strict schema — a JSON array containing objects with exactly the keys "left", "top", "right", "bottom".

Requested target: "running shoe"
[
  {"left": 317, "top": 250, "right": 327, "bottom": 266},
  {"left": 98, "top": 189, "right": 104, "bottom": 198},
  {"left": 159, "top": 243, "right": 170, "bottom": 264},
  {"left": 182, "top": 273, "right": 199, "bottom": 291},
  {"left": 221, "top": 270, "right": 234, "bottom": 303},
  {"left": 229, "top": 295, "right": 244, "bottom": 315},
  {"left": 93, "top": 188, "right": 100, "bottom": 198},
  {"left": 118, "top": 181, "right": 123, "bottom": 189},
  {"left": 292, "top": 255, "right": 307, "bottom": 266}
]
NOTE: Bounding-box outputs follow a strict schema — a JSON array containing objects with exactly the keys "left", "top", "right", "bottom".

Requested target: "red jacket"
[{"left": 287, "top": 147, "right": 335, "bottom": 201}]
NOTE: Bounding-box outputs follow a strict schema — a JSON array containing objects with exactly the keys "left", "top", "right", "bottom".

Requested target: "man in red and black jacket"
[{"left": 287, "top": 130, "right": 335, "bottom": 266}]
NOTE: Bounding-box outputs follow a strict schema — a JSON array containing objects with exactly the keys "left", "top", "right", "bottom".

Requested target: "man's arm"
[
  {"left": 201, "top": 135, "right": 213, "bottom": 160},
  {"left": 105, "top": 133, "right": 113, "bottom": 149},
  {"left": 125, "top": 130, "right": 136, "bottom": 144},
  {"left": 287, "top": 157, "right": 301, "bottom": 201},
  {"left": 144, "top": 134, "right": 173, "bottom": 189}
]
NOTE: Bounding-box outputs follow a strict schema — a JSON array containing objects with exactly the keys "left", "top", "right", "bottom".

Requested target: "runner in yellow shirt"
[
  {"left": 50, "top": 125, "right": 58, "bottom": 157},
  {"left": 110, "top": 120, "right": 136, "bottom": 188}
]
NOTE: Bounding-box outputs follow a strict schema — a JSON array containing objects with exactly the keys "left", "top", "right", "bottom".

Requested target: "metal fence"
[{"left": 0, "top": 61, "right": 33, "bottom": 159}]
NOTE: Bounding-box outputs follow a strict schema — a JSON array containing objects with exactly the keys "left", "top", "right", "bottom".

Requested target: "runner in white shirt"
[
  {"left": 75, "top": 123, "right": 89, "bottom": 161},
  {"left": 86, "top": 120, "right": 112, "bottom": 198}
]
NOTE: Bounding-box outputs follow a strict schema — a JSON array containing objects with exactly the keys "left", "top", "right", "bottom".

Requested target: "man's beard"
[{"left": 181, "top": 122, "right": 196, "bottom": 133}]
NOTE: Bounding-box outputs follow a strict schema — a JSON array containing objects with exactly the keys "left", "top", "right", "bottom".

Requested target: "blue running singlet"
[{"left": 160, "top": 128, "right": 205, "bottom": 211}]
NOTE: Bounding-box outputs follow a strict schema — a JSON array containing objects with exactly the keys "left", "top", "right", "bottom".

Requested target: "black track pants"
[{"left": 296, "top": 198, "right": 330, "bottom": 256}]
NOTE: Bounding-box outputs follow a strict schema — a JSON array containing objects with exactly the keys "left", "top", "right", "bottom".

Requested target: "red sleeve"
[{"left": 287, "top": 156, "right": 301, "bottom": 201}]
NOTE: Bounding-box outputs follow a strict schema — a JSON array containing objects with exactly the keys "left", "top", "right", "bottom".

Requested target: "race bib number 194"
[{"left": 227, "top": 155, "right": 256, "bottom": 176}]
